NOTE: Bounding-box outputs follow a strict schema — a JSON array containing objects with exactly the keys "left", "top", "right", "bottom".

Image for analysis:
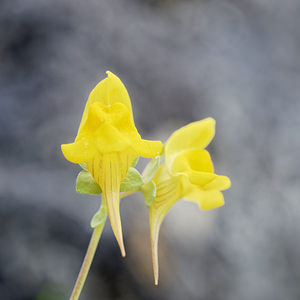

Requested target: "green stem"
[
  {"left": 69, "top": 221, "right": 106, "bottom": 300},
  {"left": 69, "top": 190, "right": 137, "bottom": 300}
]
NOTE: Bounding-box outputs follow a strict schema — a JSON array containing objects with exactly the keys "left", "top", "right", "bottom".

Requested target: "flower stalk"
[{"left": 69, "top": 221, "right": 106, "bottom": 300}]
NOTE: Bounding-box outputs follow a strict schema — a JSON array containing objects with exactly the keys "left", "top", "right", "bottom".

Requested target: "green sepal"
[
  {"left": 91, "top": 203, "right": 107, "bottom": 228},
  {"left": 120, "top": 167, "right": 144, "bottom": 192},
  {"left": 142, "top": 156, "right": 161, "bottom": 184},
  {"left": 76, "top": 166, "right": 144, "bottom": 196},
  {"left": 141, "top": 180, "right": 156, "bottom": 207},
  {"left": 79, "top": 162, "right": 88, "bottom": 171},
  {"left": 131, "top": 156, "right": 139, "bottom": 167},
  {"left": 76, "top": 170, "right": 102, "bottom": 195}
]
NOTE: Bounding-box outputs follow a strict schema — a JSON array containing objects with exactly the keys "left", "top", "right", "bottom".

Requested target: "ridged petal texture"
[
  {"left": 87, "top": 153, "right": 135, "bottom": 257},
  {"left": 149, "top": 164, "right": 181, "bottom": 285}
]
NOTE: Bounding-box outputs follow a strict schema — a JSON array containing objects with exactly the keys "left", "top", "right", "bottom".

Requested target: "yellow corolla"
[
  {"left": 61, "top": 72, "right": 162, "bottom": 257},
  {"left": 148, "top": 118, "right": 231, "bottom": 284}
]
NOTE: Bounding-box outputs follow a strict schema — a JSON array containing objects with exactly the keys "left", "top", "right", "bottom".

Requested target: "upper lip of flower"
[{"left": 164, "top": 117, "right": 216, "bottom": 168}]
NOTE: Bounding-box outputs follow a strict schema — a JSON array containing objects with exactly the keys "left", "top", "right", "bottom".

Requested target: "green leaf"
[
  {"left": 91, "top": 204, "right": 107, "bottom": 228},
  {"left": 141, "top": 180, "right": 156, "bottom": 207},
  {"left": 76, "top": 170, "right": 102, "bottom": 195},
  {"left": 142, "top": 156, "right": 161, "bottom": 184},
  {"left": 120, "top": 167, "right": 144, "bottom": 192},
  {"left": 131, "top": 156, "right": 139, "bottom": 167},
  {"left": 79, "top": 162, "right": 88, "bottom": 171}
]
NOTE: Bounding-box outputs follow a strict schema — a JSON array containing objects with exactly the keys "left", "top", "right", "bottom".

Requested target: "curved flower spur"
[{"left": 61, "top": 71, "right": 230, "bottom": 299}]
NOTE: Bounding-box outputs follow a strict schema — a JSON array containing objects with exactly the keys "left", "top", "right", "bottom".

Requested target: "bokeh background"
[{"left": 1, "top": 0, "right": 300, "bottom": 299}]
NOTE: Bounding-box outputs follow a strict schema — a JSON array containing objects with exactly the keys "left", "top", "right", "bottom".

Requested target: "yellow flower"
[
  {"left": 148, "top": 118, "right": 231, "bottom": 284},
  {"left": 61, "top": 71, "right": 162, "bottom": 256}
]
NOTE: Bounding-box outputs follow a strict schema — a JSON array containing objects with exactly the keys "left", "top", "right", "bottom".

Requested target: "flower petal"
[
  {"left": 77, "top": 102, "right": 163, "bottom": 155},
  {"left": 203, "top": 175, "right": 231, "bottom": 191},
  {"left": 131, "top": 139, "right": 163, "bottom": 158},
  {"left": 187, "top": 172, "right": 218, "bottom": 186},
  {"left": 78, "top": 71, "right": 134, "bottom": 132},
  {"left": 185, "top": 188, "right": 225, "bottom": 210},
  {"left": 77, "top": 102, "right": 131, "bottom": 152},
  {"left": 61, "top": 139, "right": 97, "bottom": 163},
  {"left": 165, "top": 118, "right": 215, "bottom": 166},
  {"left": 200, "top": 190, "right": 225, "bottom": 210},
  {"left": 94, "top": 123, "right": 130, "bottom": 152},
  {"left": 171, "top": 149, "right": 214, "bottom": 175}
]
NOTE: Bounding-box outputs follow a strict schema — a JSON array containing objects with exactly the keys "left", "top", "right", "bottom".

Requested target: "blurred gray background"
[{"left": 1, "top": 0, "right": 300, "bottom": 299}]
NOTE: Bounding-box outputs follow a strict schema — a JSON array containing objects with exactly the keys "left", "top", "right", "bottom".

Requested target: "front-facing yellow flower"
[
  {"left": 148, "top": 118, "right": 231, "bottom": 284},
  {"left": 62, "top": 72, "right": 162, "bottom": 256}
]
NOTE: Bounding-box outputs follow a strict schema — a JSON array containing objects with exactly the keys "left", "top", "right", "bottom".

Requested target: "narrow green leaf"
[
  {"left": 131, "top": 156, "right": 139, "bottom": 167},
  {"left": 142, "top": 156, "right": 161, "bottom": 184},
  {"left": 91, "top": 204, "right": 107, "bottom": 228},
  {"left": 76, "top": 170, "right": 102, "bottom": 195},
  {"left": 120, "top": 167, "right": 144, "bottom": 192},
  {"left": 141, "top": 180, "right": 156, "bottom": 207}
]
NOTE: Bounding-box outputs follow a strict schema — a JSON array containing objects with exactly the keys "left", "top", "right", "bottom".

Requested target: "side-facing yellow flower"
[
  {"left": 61, "top": 72, "right": 162, "bottom": 256},
  {"left": 148, "top": 118, "right": 231, "bottom": 284}
]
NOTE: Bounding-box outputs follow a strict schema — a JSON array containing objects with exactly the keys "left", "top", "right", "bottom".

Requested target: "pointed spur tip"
[
  {"left": 114, "top": 233, "right": 126, "bottom": 257},
  {"left": 153, "top": 269, "right": 159, "bottom": 286},
  {"left": 111, "top": 223, "right": 126, "bottom": 257},
  {"left": 120, "top": 243, "right": 126, "bottom": 258},
  {"left": 106, "top": 195, "right": 126, "bottom": 257}
]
